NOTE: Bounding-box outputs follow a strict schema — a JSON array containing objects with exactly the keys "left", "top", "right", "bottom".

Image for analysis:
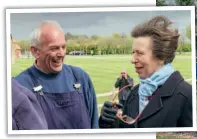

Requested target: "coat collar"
[
  {"left": 138, "top": 71, "right": 184, "bottom": 122},
  {"left": 158, "top": 71, "right": 184, "bottom": 97},
  {"left": 125, "top": 71, "right": 184, "bottom": 124}
]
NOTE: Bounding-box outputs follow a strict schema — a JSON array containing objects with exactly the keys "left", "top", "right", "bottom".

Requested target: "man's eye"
[{"left": 51, "top": 47, "right": 58, "bottom": 51}]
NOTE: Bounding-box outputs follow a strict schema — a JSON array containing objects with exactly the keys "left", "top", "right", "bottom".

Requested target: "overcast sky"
[{"left": 10, "top": 10, "right": 191, "bottom": 40}]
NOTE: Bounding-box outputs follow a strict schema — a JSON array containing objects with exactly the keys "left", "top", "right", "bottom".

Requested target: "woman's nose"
[{"left": 131, "top": 55, "right": 137, "bottom": 64}]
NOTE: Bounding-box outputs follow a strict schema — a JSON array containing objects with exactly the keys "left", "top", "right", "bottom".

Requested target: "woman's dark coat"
[{"left": 121, "top": 71, "right": 192, "bottom": 128}]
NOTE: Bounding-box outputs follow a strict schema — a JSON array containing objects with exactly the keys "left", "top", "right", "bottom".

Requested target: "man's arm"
[
  {"left": 127, "top": 77, "right": 134, "bottom": 87},
  {"left": 86, "top": 75, "right": 99, "bottom": 128},
  {"left": 115, "top": 78, "right": 121, "bottom": 88},
  {"left": 81, "top": 69, "right": 98, "bottom": 128}
]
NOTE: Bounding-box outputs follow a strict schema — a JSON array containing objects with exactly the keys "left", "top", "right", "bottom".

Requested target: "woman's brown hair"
[{"left": 131, "top": 16, "right": 180, "bottom": 64}]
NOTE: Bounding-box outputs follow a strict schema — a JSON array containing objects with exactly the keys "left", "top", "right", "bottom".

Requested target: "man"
[
  {"left": 114, "top": 70, "right": 134, "bottom": 105},
  {"left": 15, "top": 21, "right": 98, "bottom": 129},
  {"left": 12, "top": 78, "right": 48, "bottom": 130}
]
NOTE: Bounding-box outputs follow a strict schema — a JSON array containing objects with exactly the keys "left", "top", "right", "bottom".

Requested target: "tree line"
[
  {"left": 156, "top": 0, "right": 196, "bottom": 6},
  {"left": 17, "top": 27, "right": 191, "bottom": 56}
]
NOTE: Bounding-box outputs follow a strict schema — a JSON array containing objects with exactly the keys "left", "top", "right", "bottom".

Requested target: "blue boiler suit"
[{"left": 14, "top": 64, "right": 99, "bottom": 129}]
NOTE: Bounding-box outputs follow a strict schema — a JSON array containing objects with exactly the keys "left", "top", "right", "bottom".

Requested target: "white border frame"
[{"left": 6, "top": 6, "right": 196, "bottom": 134}]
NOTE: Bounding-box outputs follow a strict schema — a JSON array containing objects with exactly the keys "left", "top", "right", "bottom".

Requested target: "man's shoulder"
[
  {"left": 15, "top": 69, "right": 31, "bottom": 80},
  {"left": 127, "top": 84, "right": 139, "bottom": 95},
  {"left": 63, "top": 64, "right": 90, "bottom": 78},
  {"left": 127, "top": 76, "right": 133, "bottom": 80},
  {"left": 14, "top": 67, "right": 34, "bottom": 89}
]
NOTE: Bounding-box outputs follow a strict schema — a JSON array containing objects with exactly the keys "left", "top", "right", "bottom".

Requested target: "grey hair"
[{"left": 30, "top": 20, "right": 63, "bottom": 48}]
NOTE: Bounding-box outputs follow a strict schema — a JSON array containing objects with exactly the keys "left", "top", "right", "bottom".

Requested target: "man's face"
[
  {"left": 34, "top": 25, "right": 66, "bottom": 73},
  {"left": 121, "top": 70, "right": 127, "bottom": 78},
  {"left": 121, "top": 72, "right": 125, "bottom": 77}
]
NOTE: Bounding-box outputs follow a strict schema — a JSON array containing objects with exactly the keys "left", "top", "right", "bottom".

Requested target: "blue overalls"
[{"left": 27, "top": 66, "right": 91, "bottom": 129}]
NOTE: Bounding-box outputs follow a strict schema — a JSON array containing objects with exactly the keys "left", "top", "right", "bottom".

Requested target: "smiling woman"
[
  {"left": 99, "top": 15, "right": 192, "bottom": 128},
  {"left": 131, "top": 36, "right": 165, "bottom": 79}
]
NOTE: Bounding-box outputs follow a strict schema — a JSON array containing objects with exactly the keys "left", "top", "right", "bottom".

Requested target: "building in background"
[{"left": 11, "top": 34, "right": 22, "bottom": 64}]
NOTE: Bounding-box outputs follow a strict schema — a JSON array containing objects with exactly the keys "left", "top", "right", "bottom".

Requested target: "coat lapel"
[
  {"left": 130, "top": 94, "right": 140, "bottom": 119},
  {"left": 124, "top": 85, "right": 140, "bottom": 119},
  {"left": 138, "top": 71, "right": 184, "bottom": 122}
]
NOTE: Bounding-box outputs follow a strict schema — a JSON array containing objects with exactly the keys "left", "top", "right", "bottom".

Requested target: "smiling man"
[{"left": 14, "top": 21, "right": 99, "bottom": 129}]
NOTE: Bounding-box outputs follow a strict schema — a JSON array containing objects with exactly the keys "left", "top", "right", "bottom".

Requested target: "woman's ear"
[
  {"left": 159, "top": 60, "right": 165, "bottom": 66},
  {"left": 30, "top": 46, "right": 40, "bottom": 59}
]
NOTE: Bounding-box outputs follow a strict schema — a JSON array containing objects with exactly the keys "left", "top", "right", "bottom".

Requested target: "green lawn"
[
  {"left": 11, "top": 54, "right": 192, "bottom": 108},
  {"left": 157, "top": 136, "right": 189, "bottom": 139}
]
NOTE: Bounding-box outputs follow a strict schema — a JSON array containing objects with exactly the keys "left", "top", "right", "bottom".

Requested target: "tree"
[
  {"left": 11, "top": 41, "right": 16, "bottom": 64},
  {"left": 65, "top": 32, "right": 73, "bottom": 40},
  {"left": 175, "top": 0, "right": 195, "bottom": 6},
  {"left": 112, "top": 33, "right": 120, "bottom": 38},
  {"left": 76, "top": 35, "right": 87, "bottom": 53},
  {"left": 18, "top": 40, "right": 30, "bottom": 53},
  {"left": 186, "top": 24, "right": 191, "bottom": 40},
  {"left": 120, "top": 33, "right": 127, "bottom": 39},
  {"left": 66, "top": 39, "right": 79, "bottom": 53},
  {"left": 91, "top": 35, "right": 99, "bottom": 40},
  {"left": 156, "top": 0, "right": 166, "bottom": 6}
]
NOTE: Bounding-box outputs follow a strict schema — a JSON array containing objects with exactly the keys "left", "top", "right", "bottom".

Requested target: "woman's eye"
[{"left": 138, "top": 52, "right": 143, "bottom": 55}]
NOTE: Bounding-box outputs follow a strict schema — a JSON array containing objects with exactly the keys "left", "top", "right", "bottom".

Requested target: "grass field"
[
  {"left": 156, "top": 136, "right": 189, "bottom": 139},
  {"left": 12, "top": 54, "right": 192, "bottom": 108}
]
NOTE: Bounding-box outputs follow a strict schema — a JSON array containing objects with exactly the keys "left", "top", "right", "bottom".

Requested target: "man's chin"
[{"left": 51, "top": 66, "right": 63, "bottom": 73}]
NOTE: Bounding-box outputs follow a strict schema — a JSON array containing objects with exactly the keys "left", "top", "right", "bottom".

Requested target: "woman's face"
[{"left": 131, "top": 36, "right": 164, "bottom": 79}]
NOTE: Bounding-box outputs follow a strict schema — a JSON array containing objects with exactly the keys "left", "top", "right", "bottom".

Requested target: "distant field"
[
  {"left": 12, "top": 54, "right": 192, "bottom": 107},
  {"left": 156, "top": 136, "right": 189, "bottom": 139}
]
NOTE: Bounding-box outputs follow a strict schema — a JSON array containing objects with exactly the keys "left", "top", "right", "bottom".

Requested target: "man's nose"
[{"left": 57, "top": 47, "right": 65, "bottom": 56}]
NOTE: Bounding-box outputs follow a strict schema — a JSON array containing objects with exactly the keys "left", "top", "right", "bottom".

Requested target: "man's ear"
[{"left": 30, "top": 46, "right": 40, "bottom": 59}]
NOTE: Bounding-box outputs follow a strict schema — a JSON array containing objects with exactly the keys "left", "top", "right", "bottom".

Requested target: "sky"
[{"left": 10, "top": 10, "right": 191, "bottom": 40}]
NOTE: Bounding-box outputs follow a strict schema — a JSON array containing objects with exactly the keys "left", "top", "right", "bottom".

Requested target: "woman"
[{"left": 99, "top": 16, "right": 192, "bottom": 128}]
